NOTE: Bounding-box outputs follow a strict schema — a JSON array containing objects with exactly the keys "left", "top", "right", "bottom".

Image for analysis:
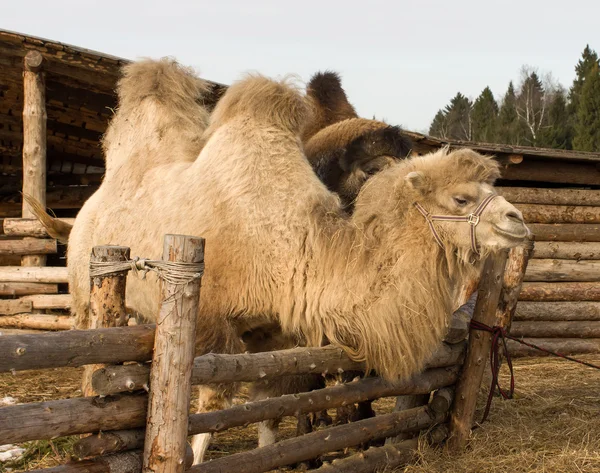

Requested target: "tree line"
[{"left": 429, "top": 45, "right": 600, "bottom": 152}]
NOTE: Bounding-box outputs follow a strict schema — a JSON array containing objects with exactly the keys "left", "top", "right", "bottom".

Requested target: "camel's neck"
[{"left": 284, "top": 175, "right": 478, "bottom": 380}]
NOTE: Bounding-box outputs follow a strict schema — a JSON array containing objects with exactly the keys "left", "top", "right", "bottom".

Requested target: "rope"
[
  {"left": 89, "top": 257, "right": 204, "bottom": 287},
  {"left": 469, "top": 320, "right": 600, "bottom": 424}
]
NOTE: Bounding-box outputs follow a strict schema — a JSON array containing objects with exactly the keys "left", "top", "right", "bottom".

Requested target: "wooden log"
[
  {"left": 92, "top": 363, "right": 150, "bottom": 395},
  {"left": 143, "top": 235, "right": 204, "bottom": 473},
  {"left": 3, "top": 218, "right": 76, "bottom": 238},
  {"left": 0, "top": 266, "right": 68, "bottom": 283},
  {"left": 188, "top": 366, "right": 459, "bottom": 435},
  {"left": 312, "top": 440, "right": 418, "bottom": 473},
  {"left": 187, "top": 406, "right": 441, "bottom": 473},
  {"left": 0, "top": 313, "right": 73, "bottom": 330},
  {"left": 507, "top": 338, "right": 600, "bottom": 357},
  {"left": 92, "top": 341, "right": 465, "bottom": 396},
  {"left": 497, "top": 187, "right": 600, "bottom": 206},
  {"left": 0, "top": 238, "right": 56, "bottom": 255},
  {"left": 496, "top": 241, "right": 535, "bottom": 330},
  {"left": 429, "top": 387, "right": 454, "bottom": 415},
  {"left": 514, "top": 301, "right": 600, "bottom": 321},
  {"left": 21, "top": 51, "right": 47, "bottom": 267},
  {"left": 0, "top": 298, "right": 32, "bottom": 315},
  {"left": 74, "top": 430, "right": 146, "bottom": 459},
  {"left": 27, "top": 446, "right": 193, "bottom": 473},
  {"left": 510, "top": 321, "right": 600, "bottom": 338},
  {"left": 0, "top": 281, "right": 58, "bottom": 296},
  {"left": 0, "top": 394, "right": 147, "bottom": 445},
  {"left": 524, "top": 259, "right": 600, "bottom": 282},
  {"left": 0, "top": 324, "right": 155, "bottom": 373},
  {"left": 532, "top": 242, "right": 600, "bottom": 260},
  {"left": 444, "top": 292, "right": 478, "bottom": 344},
  {"left": 21, "top": 293, "right": 71, "bottom": 310},
  {"left": 500, "top": 159, "right": 600, "bottom": 186},
  {"left": 83, "top": 246, "right": 131, "bottom": 397},
  {"left": 385, "top": 394, "right": 429, "bottom": 443},
  {"left": 528, "top": 224, "right": 600, "bottom": 242},
  {"left": 448, "top": 251, "right": 508, "bottom": 451},
  {"left": 517, "top": 204, "right": 600, "bottom": 224},
  {"left": 519, "top": 282, "right": 600, "bottom": 301}
]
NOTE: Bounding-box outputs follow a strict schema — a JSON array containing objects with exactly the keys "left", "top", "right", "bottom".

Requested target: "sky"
[{"left": 3, "top": 0, "right": 599, "bottom": 132}]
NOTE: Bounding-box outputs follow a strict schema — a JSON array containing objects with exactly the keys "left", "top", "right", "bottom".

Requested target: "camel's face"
[
  {"left": 338, "top": 155, "right": 397, "bottom": 207},
  {"left": 407, "top": 172, "right": 529, "bottom": 253}
]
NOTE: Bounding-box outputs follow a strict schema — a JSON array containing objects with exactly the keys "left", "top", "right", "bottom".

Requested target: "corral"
[{"left": 1, "top": 29, "right": 600, "bottom": 473}]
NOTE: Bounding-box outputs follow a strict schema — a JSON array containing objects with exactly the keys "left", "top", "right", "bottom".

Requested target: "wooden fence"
[{"left": 0, "top": 235, "right": 531, "bottom": 473}]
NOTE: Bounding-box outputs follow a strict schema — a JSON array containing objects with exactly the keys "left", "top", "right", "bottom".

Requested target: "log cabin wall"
[{"left": 1, "top": 30, "right": 599, "bottom": 350}]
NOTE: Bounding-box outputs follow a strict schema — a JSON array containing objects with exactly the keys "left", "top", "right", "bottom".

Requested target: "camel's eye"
[{"left": 454, "top": 196, "right": 468, "bottom": 206}]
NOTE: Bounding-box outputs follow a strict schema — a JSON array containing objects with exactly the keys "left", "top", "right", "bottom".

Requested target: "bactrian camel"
[{"left": 34, "top": 60, "right": 528, "bottom": 463}]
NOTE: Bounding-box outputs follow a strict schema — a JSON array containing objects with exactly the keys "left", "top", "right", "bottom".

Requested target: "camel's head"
[
  {"left": 335, "top": 126, "right": 413, "bottom": 209},
  {"left": 403, "top": 148, "right": 529, "bottom": 256}
]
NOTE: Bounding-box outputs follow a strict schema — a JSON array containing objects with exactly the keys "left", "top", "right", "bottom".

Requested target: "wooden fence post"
[
  {"left": 21, "top": 50, "right": 47, "bottom": 268},
  {"left": 143, "top": 234, "right": 204, "bottom": 473},
  {"left": 82, "top": 246, "right": 131, "bottom": 397},
  {"left": 447, "top": 250, "right": 509, "bottom": 451}
]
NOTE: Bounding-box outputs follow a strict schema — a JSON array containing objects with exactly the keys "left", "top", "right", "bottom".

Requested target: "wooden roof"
[{"left": 0, "top": 29, "right": 598, "bottom": 218}]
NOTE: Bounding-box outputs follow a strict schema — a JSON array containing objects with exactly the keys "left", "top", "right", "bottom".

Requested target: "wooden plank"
[
  {"left": 0, "top": 298, "right": 33, "bottom": 315},
  {"left": 498, "top": 187, "right": 600, "bottom": 206},
  {"left": 83, "top": 246, "right": 130, "bottom": 397},
  {"left": 499, "top": 159, "right": 600, "bottom": 186},
  {"left": 21, "top": 51, "right": 47, "bottom": 267},
  {"left": 143, "top": 235, "right": 204, "bottom": 473},
  {"left": 0, "top": 282, "right": 58, "bottom": 296},
  {"left": 517, "top": 204, "right": 600, "bottom": 224},
  {"left": 510, "top": 321, "right": 600, "bottom": 338},
  {"left": 528, "top": 224, "right": 600, "bottom": 242},
  {"left": 92, "top": 342, "right": 465, "bottom": 395},
  {"left": 0, "top": 313, "right": 73, "bottom": 330},
  {"left": 514, "top": 301, "right": 600, "bottom": 321},
  {"left": 187, "top": 406, "right": 440, "bottom": 473},
  {"left": 20, "top": 293, "right": 71, "bottom": 310},
  {"left": 448, "top": 251, "right": 508, "bottom": 451},
  {"left": 0, "top": 394, "right": 147, "bottom": 445},
  {"left": 0, "top": 324, "right": 155, "bottom": 373},
  {"left": 532, "top": 242, "right": 600, "bottom": 260},
  {"left": 519, "top": 282, "right": 600, "bottom": 301},
  {"left": 3, "top": 218, "right": 75, "bottom": 237},
  {"left": 0, "top": 238, "right": 57, "bottom": 255},
  {"left": 524, "top": 259, "right": 600, "bottom": 282},
  {"left": 0, "top": 266, "right": 68, "bottom": 283},
  {"left": 507, "top": 338, "right": 600, "bottom": 357},
  {"left": 73, "top": 430, "right": 145, "bottom": 459}
]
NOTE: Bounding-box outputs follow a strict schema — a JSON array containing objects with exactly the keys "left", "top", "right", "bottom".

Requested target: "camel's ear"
[{"left": 405, "top": 171, "right": 428, "bottom": 192}]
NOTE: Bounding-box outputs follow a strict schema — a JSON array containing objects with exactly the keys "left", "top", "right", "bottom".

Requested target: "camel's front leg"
[{"left": 190, "top": 384, "right": 234, "bottom": 465}]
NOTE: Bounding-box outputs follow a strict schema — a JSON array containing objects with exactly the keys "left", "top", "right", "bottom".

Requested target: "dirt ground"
[{"left": 0, "top": 355, "right": 599, "bottom": 473}]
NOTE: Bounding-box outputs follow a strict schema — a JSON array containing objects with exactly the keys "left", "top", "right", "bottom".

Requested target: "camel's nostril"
[{"left": 506, "top": 210, "right": 523, "bottom": 222}]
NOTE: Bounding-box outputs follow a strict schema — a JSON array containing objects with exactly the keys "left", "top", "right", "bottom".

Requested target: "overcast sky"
[{"left": 3, "top": 0, "right": 599, "bottom": 132}]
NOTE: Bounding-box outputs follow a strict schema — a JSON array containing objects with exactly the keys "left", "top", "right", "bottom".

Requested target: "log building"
[{"left": 1, "top": 29, "right": 599, "bottom": 355}]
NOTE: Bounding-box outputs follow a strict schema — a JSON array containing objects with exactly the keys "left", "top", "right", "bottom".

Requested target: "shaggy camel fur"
[{"left": 64, "top": 65, "right": 527, "bottom": 463}]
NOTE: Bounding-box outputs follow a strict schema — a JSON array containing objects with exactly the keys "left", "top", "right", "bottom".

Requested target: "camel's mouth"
[{"left": 492, "top": 223, "right": 529, "bottom": 242}]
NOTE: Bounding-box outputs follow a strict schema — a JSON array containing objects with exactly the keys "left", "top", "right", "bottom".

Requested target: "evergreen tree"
[
  {"left": 537, "top": 88, "right": 571, "bottom": 149},
  {"left": 497, "top": 82, "right": 524, "bottom": 145},
  {"left": 444, "top": 92, "right": 473, "bottom": 141},
  {"left": 471, "top": 87, "right": 499, "bottom": 142},
  {"left": 568, "top": 45, "right": 600, "bottom": 116},
  {"left": 429, "top": 109, "right": 448, "bottom": 138},
  {"left": 573, "top": 64, "right": 600, "bottom": 151},
  {"left": 516, "top": 70, "right": 548, "bottom": 145}
]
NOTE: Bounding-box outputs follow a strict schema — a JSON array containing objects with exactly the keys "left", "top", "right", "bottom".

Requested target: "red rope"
[{"left": 468, "top": 320, "right": 600, "bottom": 424}]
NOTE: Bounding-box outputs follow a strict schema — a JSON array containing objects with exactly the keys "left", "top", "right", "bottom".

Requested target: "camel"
[
  {"left": 246, "top": 71, "right": 415, "bottom": 445},
  {"left": 63, "top": 63, "right": 527, "bottom": 464}
]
